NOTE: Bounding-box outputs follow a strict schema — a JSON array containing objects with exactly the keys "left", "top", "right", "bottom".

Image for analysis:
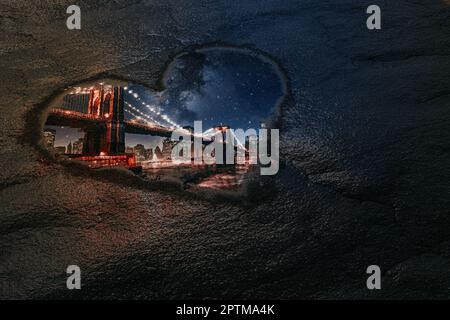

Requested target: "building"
[
  {"left": 161, "top": 138, "right": 177, "bottom": 161},
  {"left": 54, "top": 146, "right": 66, "bottom": 154},
  {"left": 146, "top": 148, "right": 153, "bottom": 161},
  {"left": 72, "top": 138, "right": 84, "bottom": 155},
  {"left": 43, "top": 129, "right": 56, "bottom": 148},
  {"left": 66, "top": 142, "right": 72, "bottom": 154},
  {"left": 154, "top": 146, "right": 163, "bottom": 160},
  {"left": 125, "top": 146, "right": 134, "bottom": 154},
  {"left": 133, "top": 144, "right": 146, "bottom": 162}
]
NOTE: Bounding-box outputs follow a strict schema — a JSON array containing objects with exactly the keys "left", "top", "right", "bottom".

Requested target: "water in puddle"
[{"left": 42, "top": 47, "right": 286, "bottom": 194}]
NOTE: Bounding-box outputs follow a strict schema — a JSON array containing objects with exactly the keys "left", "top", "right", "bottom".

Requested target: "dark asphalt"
[{"left": 0, "top": 0, "right": 450, "bottom": 299}]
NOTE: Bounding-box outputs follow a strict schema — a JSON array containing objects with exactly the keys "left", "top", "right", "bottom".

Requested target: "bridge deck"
[{"left": 46, "top": 109, "right": 174, "bottom": 136}]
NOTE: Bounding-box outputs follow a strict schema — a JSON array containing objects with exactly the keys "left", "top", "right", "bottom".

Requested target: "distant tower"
[
  {"left": 83, "top": 86, "right": 125, "bottom": 155},
  {"left": 103, "top": 86, "right": 125, "bottom": 154}
]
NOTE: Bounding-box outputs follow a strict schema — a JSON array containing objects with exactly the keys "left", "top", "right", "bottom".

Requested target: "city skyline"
[
  {"left": 44, "top": 126, "right": 173, "bottom": 159},
  {"left": 45, "top": 126, "right": 166, "bottom": 150}
]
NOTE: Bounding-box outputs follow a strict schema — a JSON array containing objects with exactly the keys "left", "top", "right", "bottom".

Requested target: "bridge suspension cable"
[
  {"left": 125, "top": 89, "right": 181, "bottom": 129},
  {"left": 124, "top": 101, "right": 165, "bottom": 127},
  {"left": 65, "top": 84, "right": 183, "bottom": 129},
  {"left": 124, "top": 107, "right": 162, "bottom": 128}
]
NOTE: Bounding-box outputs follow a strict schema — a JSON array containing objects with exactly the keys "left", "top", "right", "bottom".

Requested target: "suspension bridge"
[{"left": 44, "top": 85, "right": 246, "bottom": 169}]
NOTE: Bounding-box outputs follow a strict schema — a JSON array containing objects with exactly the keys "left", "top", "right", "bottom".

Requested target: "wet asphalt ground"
[{"left": 0, "top": 0, "right": 450, "bottom": 299}]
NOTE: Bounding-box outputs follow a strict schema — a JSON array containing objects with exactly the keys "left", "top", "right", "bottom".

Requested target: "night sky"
[{"left": 125, "top": 48, "right": 284, "bottom": 131}]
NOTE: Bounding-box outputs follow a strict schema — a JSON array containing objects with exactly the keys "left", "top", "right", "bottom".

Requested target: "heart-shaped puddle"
[{"left": 42, "top": 47, "right": 287, "bottom": 195}]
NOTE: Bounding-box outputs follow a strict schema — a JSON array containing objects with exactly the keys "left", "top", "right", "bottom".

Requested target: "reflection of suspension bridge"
[
  {"left": 45, "top": 85, "right": 249, "bottom": 169},
  {"left": 45, "top": 86, "right": 182, "bottom": 168}
]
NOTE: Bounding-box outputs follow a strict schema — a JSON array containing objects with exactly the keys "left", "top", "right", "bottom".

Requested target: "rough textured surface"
[{"left": 0, "top": 0, "right": 450, "bottom": 299}]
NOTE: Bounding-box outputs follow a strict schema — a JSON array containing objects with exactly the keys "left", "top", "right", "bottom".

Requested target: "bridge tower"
[{"left": 83, "top": 86, "right": 125, "bottom": 155}]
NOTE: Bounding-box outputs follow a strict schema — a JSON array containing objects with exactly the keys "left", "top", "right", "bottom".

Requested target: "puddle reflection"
[{"left": 42, "top": 47, "right": 286, "bottom": 193}]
